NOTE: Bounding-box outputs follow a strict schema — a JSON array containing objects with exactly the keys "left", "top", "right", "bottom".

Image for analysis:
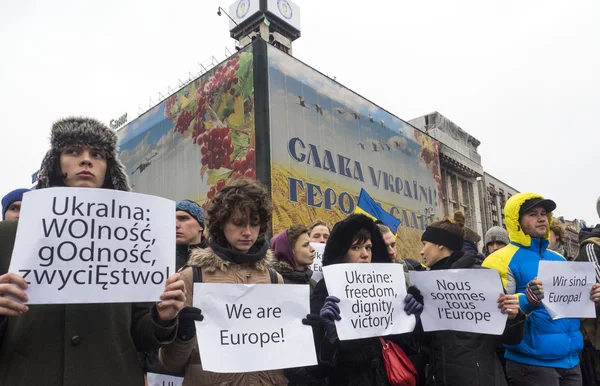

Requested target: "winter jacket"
[
  {"left": 576, "top": 225, "right": 600, "bottom": 350},
  {"left": 482, "top": 192, "right": 583, "bottom": 369},
  {"left": 0, "top": 117, "right": 180, "bottom": 386},
  {"left": 176, "top": 243, "right": 203, "bottom": 271},
  {"left": 310, "top": 214, "right": 420, "bottom": 385},
  {"left": 158, "top": 239, "right": 288, "bottom": 386},
  {"left": 0, "top": 220, "right": 177, "bottom": 386},
  {"left": 141, "top": 242, "right": 206, "bottom": 376},
  {"left": 421, "top": 250, "right": 525, "bottom": 386},
  {"left": 271, "top": 261, "right": 322, "bottom": 385},
  {"left": 462, "top": 239, "right": 485, "bottom": 264}
]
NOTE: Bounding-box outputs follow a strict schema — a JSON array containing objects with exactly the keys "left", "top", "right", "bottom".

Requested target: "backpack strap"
[
  {"left": 268, "top": 268, "right": 278, "bottom": 284},
  {"left": 193, "top": 266, "right": 203, "bottom": 283}
]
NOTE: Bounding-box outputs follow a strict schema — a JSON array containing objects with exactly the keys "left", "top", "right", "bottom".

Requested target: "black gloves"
[{"left": 177, "top": 307, "right": 204, "bottom": 341}]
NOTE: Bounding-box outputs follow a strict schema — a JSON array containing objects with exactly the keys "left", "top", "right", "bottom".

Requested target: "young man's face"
[
  {"left": 59, "top": 146, "right": 107, "bottom": 188},
  {"left": 382, "top": 231, "right": 397, "bottom": 261},
  {"left": 486, "top": 241, "right": 507, "bottom": 254},
  {"left": 344, "top": 238, "right": 372, "bottom": 263},
  {"left": 223, "top": 208, "right": 260, "bottom": 253},
  {"left": 309, "top": 225, "right": 330, "bottom": 244},
  {"left": 4, "top": 201, "right": 21, "bottom": 220},
  {"left": 175, "top": 211, "right": 203, "bottom": 245},
  {"left": 519, "top": 207, "right": 549, "bottom": 239}
]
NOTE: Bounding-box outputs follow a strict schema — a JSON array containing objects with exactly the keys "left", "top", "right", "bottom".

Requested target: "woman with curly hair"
[{"left": 159, "top": 179, "right": 288, "bottom": 385}]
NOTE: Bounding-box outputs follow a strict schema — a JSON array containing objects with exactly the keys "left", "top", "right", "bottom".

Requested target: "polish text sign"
[
  {"left": 194, "top": 283, "right": 317, "bottom": 373},
  {"left": 323, "top": 263, "right": 415, "bottom": 340},
  {"left": 8, "top": 188, "right": 175, "bottom": 304},
  {"left": 310, "top": 242, "right": 324, "bottom": 282},
  {"left": 409, "top": 269, "right": 507, "bottom": 335},
  {"left": 538, "top": 261, "right": 595, "bottom": 319},
  {"left": 146, "top": 373, "right": 183, "bottom": 386}
]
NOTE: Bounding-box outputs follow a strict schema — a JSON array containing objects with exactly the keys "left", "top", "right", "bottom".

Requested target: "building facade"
[
  {"left": 478, "top": 172, "right": 520, "bottom": 232},
  {"left": 553, "top": 217, "right": 586, "bottom": 259},
  {"left": 409, "top": 112, "right": 485, "bottom": 241}
]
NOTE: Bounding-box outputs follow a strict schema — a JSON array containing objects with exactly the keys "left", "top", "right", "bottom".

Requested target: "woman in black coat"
[
  {"left": 417, "top": 212, "right": 525, "bottom": 386},
  {"left": 309, "top": 214, "right": 423, "bottom": 386}
]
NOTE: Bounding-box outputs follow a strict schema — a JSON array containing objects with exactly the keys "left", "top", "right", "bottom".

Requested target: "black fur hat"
[
  {"left": 35, "top": 117, "right": 130, "bottom": 191},
  {"left": 322, "top": 214, "right": 390, "bottom": 266}
]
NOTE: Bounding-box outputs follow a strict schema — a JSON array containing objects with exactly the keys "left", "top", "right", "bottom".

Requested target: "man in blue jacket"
[{"left": 483, "top": 192, "right": 583, "bottom": 386}]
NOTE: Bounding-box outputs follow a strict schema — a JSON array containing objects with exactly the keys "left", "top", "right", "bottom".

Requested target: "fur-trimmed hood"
[
  {"left": 35, "top": 117, "right": 130, "bottom": 191},
  {"left": 323, "top": 214, "right": 390, "bottom": 266},
  {"left": 187, "top": 245, "right": 276, "bottom": 273}
]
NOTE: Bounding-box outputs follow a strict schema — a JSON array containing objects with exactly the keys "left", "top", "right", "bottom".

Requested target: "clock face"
[
  {"left": 236, "top": 0, "right": 251, "bottom": 19},
  {"left": 277, "top": 0, "right": 293, "bottom": 20}
]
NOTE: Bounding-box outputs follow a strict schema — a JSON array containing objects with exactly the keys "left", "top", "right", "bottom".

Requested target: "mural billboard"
[
  {"left": 117, "top": 45, "right": 256, "bottom": 207},
  {"left": 267, "top": 45, "right": 443, "bottom": 260}
]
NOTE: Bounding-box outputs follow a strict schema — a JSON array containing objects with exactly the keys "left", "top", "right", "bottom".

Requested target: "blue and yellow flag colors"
[
  {"left": 354, "top": 188, "right": 401, "bottom": 233},
  {"left": 263, "top": 17, "right": 271, "bottom": 26}
]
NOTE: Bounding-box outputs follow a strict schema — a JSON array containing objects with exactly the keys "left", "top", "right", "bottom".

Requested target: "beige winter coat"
[{"left": 159, "top": 246, "right": 288, "bottom": 386}]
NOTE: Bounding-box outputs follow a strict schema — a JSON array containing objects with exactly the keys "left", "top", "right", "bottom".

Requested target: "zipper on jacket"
[{"left": 539, "top": 240, "right": 544, "bottom": 259}]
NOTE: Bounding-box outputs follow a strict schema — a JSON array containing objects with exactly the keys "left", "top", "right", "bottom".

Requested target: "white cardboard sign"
[
  {"left": 537, "top": 261, "right": 596, "bottom": 319},
  {"left": 146, "top": 373, "right": 184, "bottom": 386},
  {"left": 310, "top": 242, "right": 324, "bottom": 282},
  {"left": 323, "top": 263, "right": 415, "bottom": 340},
  {"left": 194, "top": 283, "right": 317, "bottom": 373},
  {"left": 409, "top": 269, "right": 507, "bottom": 335},
  {"left": 8, "top": 188, "right": 175, "bottom": 304}
]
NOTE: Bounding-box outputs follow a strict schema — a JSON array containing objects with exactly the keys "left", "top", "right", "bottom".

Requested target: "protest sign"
[
  {"left": 146, "top": 373, "right": 183, "bottom": 386},
  {"left": 322, "top": 263, "right": 415, "bottom": 340},
  {"left": 310, "top": 242, "right": 324, "bottom": 282},
  {"left": 194, "top": 283, "right": 317, "bottom": 373},
  {"left": 8, "top": 188, "right": 175, "bottom": 304},
  {"left": 537, "top": 261, "right": 595, "bottom": 319},
  {"left": 409, "top": 269, "right": 507, "bottom": 335}
]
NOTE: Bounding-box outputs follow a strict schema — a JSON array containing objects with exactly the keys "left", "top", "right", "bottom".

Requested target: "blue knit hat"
[
  {"left": 176, "top": 200, "right": 205, "bottom": 227},
  {"left": 2, "top": 188, "right": 30, "bottom": 220}
]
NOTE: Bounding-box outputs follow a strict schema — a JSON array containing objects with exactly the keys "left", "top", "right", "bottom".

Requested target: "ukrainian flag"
[{"left": 354, "top": 188, "right": 401, "bottom": 233}]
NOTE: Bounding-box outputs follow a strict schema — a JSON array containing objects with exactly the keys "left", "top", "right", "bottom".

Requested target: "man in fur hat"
[{"left": 0, "top": 117, "right": 186, "bottom": 386}]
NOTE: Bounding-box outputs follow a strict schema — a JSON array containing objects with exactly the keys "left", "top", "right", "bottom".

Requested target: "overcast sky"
[{"left": 1, "top": 0, "right": 598, "bottom": 223}]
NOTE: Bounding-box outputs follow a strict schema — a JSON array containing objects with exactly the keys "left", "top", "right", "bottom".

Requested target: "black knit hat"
[
  {"left": 421, "top": 217, "right": 465, "bottom": 252},
  {"left": 322, "top": 214, "right": 390, "bottom": 266},
  {"left": 35, "top": 117, "right": 130, "bottom": 191}
]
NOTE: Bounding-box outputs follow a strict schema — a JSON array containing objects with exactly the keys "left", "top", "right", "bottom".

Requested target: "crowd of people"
[{"left": 1, "top": 116, "right": 600, "bottom": 386}]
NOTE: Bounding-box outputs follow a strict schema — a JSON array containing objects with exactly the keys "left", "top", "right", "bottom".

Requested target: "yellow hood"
[{"left": 504, "top": 192, "right": 554, "bottom": 247}]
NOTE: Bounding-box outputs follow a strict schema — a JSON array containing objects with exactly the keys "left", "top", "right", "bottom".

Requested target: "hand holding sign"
[
  {"left": 177, "top": 307, "right": 204, "bottom": 341},
  {"left": 497, "top": 294, "right": 520, "bottom": 320},
  {"left": 0, "top": 272, "right": 29, "bottom": 316},
  {"left": 591, "top": 283, "right": 600, "bottom": 304},
  {"left": 319, "top": 296, "right": 341, "bottom": 341},
  {"left": 156, "top": 273, "right": 187, "bottom": 322},
  {"left": 526, "top": 278, "right": 544, "bottom": 307},
  {"left": 404, "top": 287, "right": 424, "bottom": 316}
]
